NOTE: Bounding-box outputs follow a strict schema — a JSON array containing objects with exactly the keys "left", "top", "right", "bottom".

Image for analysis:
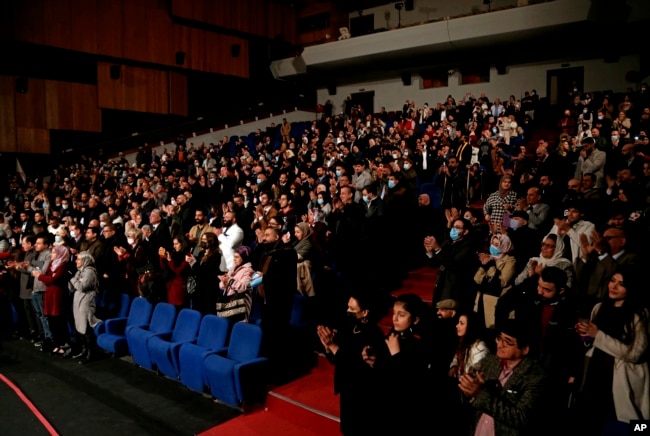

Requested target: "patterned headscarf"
[
  {"left": 50, "top": 245, "right": 70, "bottom": 272},
  {"left": 491, "top": 233, "right": 513, "bottom": 257}
]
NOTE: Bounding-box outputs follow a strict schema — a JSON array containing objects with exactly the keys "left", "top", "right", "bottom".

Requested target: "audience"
[{"left": 2, "top": 84, "right": 649, "bottom": 433}]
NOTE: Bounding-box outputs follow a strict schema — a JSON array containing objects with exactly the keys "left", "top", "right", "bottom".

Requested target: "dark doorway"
[
  {"left": 350, "top": 15, "right": 374, "bottom": 37},
  {"left": 546, "top": 66, "right": 584, "bottom": 106},
  {"left": 351, "top": 91, "right": 375, "bottom": 116}
]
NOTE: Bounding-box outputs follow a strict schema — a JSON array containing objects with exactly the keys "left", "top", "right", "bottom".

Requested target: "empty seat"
[
  {"left": 178, "top": 315, "right": 230, "bottom": 393},
  {"left": 147, "top": 308, "right": 203, "bottom": 379},
  {"left": 96, "top": 297, "right": 152, "bottom": 356},
  {"left": 94, "top": 293, "right": 131, "bottom": 337},
  {"left": 126, "top": 302, "right": 176, "bottom": 370},
  {"left": 203, "top": 322, "right": 268, "bottom": 407}
]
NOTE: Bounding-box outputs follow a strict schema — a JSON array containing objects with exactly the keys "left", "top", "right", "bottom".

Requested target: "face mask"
[
  {"left": 70, "top": 230, "right": 77, "bottom": 238},
  {"left": 62, "top": 204, "right": 68, "bottom": 209},
  {"left": 256, "top": 178, "right": 263, "bottom": 185},
  {"left": 346, "top": 311, "right": 359, "bottom": 321},
  {"left": 171, "top": 199, "right": 177, "bottom": 206},
  {"left": 3, "top": 198, "right": 8, "bottom": 203},
  {"left": 149, "top": 173, "right": 155, "bottom": 178},
  {"left": 42, "top": 202, "right": 48, "bottom": 208},
  {"left": 489, "top": 245, "right": 501, "bottom": 256},
  {"left": 492, "top": 128, "right": 498, "bottom": 134},
  {"left": 335, "top": 170, "right": 342, "bottom": 178},
  {"left": 598, "top": 116, "right": 603, "bottom": 120},
  {"left": 311, "top": 157, "right": 317, "bottom": 162},
  {"left": 403, "top": 163, "right": 411, "bottom": 170},
  {"left": 127, "top": 238, "right": 135, "bottom": 245},
  {"left": 54, "top": 236, "right": 62, "bottom": 243},
  {"left": 611, "top": 135, "right": 618, "bottom": 142},
  {"left": 392, "top": 154, "right": 398, "bottom": 159},
  {"left": 403, "top": 152, "right": 408, "bottom": 157},
  {"left": 449, "top": 228, "right": 461, "bottom": 241},
  {"left": 583, "top": 109, "right": 588, "bottom": 114},
  {"left": 317, "top": 198, "right": 324, "bottom": 205},
  {"left": 100, "top": 222, "right": 106, "bottom": 228},
  {"left": 388, "top": 180, "right": 396, "bottom": 189},
  {"left": 362, "top": 195, "right": 370, "bottom": 203},
  {"left": 509, "top": 219, "right": 520, "bottom": 230},
  {"left": 200, "top": 242, "right": 207, "bottom": 249}
]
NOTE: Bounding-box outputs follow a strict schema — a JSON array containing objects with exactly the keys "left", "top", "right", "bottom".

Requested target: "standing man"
[
  {"left": 24, "top": 235, "right": 52, "bottom": 351},
  {"left": 218, "top": 211, "right": 244, "bottom": 271}
]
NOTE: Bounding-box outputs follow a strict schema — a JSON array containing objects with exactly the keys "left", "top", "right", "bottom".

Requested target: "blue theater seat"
[
  {"left": 202, "top": 322, "right": 268, "bottom": 408},
  {"left": 96, "top": 297, "right": 152, "bottom": 356},
  {"left": 178, "top": 315, "right": 230, "bottom": 393},
  {"left": 126, "top": 302, "right": 176, "bottom": 370},
  {"left": 94, "top": 293, "right": 131, "bottom": 337},
  {"left": 147, "top": 308, "right": 202, "bottom": 379}
]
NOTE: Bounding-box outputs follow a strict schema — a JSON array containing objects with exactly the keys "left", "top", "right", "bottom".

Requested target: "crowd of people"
[{"left": 1, "top": 82, "right": 650, "bottom": 434}]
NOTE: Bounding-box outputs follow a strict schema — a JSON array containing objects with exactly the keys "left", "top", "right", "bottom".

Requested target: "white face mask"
[{"left": 127, "top": 238, "right": 135, "bottom": 245}]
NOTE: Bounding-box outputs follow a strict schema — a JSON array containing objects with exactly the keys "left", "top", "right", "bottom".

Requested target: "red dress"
[
  {"left": 39, "top": 261, "right": 69, "bottom": 317},
  {"left": 160, "top": 257, "right": 190, "bottom": 306}
]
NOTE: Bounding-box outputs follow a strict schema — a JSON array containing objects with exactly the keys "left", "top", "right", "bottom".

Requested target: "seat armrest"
[{"left": 104, "top": 317, "right": 127, "bottom": 334}]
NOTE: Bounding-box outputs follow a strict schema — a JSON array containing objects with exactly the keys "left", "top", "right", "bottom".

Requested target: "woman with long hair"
[
  {"left": 69, "top": 251, "right": 101, "bottom": 363},
  {"left": 483, "top": 174, "right": 517, "bottom": 229},
  {"left": 574, "top": 266, "right": 649, "bottom": 433},
  {"left": 292, "top": 222, "right": 316, "bottom": 297},
  {"left": 186, "top": 231, "right": 222, "bottom": 315},
  {"left": 160, "top": 236, "right": 191, "bottom": 309},
  {"left": 33, "top": 244, "right": 70, "bottom": 356}
]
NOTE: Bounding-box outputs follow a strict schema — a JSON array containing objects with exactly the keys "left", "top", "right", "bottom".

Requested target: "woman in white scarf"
[
  {"left": 514, "top": 234, "right": 575, "bottom": 288},
  {"left": 69, "top": 251, "right": 102, "bottom": 362}
]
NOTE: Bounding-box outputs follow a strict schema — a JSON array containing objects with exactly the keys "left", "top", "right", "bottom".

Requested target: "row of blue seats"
[
  {"left": 226, "top": 121, "right": 313, "bottom": 155},
  {"left": 95, "top": 298, "right": 268, "bottom": 408}
]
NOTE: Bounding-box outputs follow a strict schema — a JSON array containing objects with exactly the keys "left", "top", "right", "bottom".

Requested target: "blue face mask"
[
  {"left": 362, "top": 195, "right": 369, "bottom": 203},
  {"left": 335, "top": 170, "right": 342, "bottom": 178},
  {"left": 317, "top": 198, "right": 324, "bottom": 205},
  {"left": 509, "top": 219, "right": 520, "bottom": 230},
  {"left": 489, "top": 245, "right": 501, "bottom": 256},
  {"left": 449, "top": 228, "right": 461, "bottom": 241},
  {"left": 388, "top": 180, "right": 396, "bottom": 189},
  {"left": 256, "top": 178, "right": 263, "bottom": 185}
]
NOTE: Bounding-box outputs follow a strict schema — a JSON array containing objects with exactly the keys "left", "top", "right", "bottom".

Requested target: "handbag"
[
  {"left": 186, "top": 274, "right": 198, "bottom": 294},
  {"left": 215, "top": 291, "right": 250, "bottom": 320}
]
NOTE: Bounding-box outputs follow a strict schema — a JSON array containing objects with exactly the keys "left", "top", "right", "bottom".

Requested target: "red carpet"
[{"left": 201, "top": 267, "right": 437, "bottom": 435}]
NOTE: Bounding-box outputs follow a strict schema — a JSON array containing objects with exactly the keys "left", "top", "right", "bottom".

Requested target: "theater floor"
[{"left": 0, "top": 336, "right": 240, "bottom": 436}]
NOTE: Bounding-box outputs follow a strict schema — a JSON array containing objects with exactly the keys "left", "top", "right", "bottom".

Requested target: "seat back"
[
  {"left": 227, "top": 322, "right": 263, "bottom": 362},
  {"left": 117, "top": 294, "right": 131, "bottom": 318},
  {"left": 148, "top": 302, "right": 177, "bottom": 334},
  {"left": 196, "top": 315, "right": 229, "bottom": 350},
  {"left": 170, "top": 309, "right": 202, "bottom": 342},
  {"left": 126, "top": 297, "right": 153, "bottom": 328}
]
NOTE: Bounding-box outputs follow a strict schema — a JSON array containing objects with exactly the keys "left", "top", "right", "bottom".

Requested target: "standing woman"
[
  {"left": 160, "top": 236, "right": 191, "bottom": 309},
  {"left": 574, "top": 266, "right": 649, "bottom": 434},
  {"left": 217, "top": 245, "right": 254, "bottom": 323},
  {"left": 317, "top": 292, "right": 385, "bottom": 436},
  {"left": 292, "top": 222, "right": 316, "bottom": 297},
  {"left": 33, "top": 244, "right": 70, "bottom": 356},
  {"left": 69, "top": 252, "right": 101, "bottom": 363},
  {"left": 473, "top": 233, "right": 516, "bottom": 329},
  {"left": 483, "top": 175, "right": 517, "bottom": 230},
  {"left": 186, "top": 232, "right": 222, "bottom": 315}
]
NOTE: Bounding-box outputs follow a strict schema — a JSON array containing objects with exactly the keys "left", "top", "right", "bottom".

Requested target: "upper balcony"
[{"left": 272, "top": 0, "right": 650, "bottom": 86}]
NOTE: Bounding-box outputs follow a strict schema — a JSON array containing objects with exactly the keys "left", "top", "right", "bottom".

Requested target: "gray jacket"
[{"left": 26, "top": 249, "right": 51, "bottom": 293}]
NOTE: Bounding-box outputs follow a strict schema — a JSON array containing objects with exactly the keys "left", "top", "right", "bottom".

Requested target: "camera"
[{"left": 395, "top": 2, "right": 403, "bottom": 10}]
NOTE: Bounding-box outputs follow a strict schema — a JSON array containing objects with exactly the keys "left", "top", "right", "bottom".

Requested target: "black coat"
[{"left": 428, "top": 237, "right": 479, "bottom": 311}]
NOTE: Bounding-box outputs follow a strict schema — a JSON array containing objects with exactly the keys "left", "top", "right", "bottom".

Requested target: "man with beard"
[
  {"left": 186, "top": 209, "right": 216, "bottom": 257},
  {"left": 218, "top": 211, "right": 244, "bottom": 271},
  {"left": 255, "top": 227, "right": 298, "bottom": 382}
]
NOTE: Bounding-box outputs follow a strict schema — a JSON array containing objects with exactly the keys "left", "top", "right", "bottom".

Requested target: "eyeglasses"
[{"left": 495, "top": 335, "right": 517, "bottom": 347}]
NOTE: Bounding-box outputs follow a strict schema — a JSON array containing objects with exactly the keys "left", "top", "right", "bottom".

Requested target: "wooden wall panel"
[
  {"left": 146, "top": 0, "right": 173, "bottom": 66},
  {"left": 0, "top": 76, "right": 17, "bottom": 153},
  {"left": 122, "top": 0, "right": 149, "bottom": 62},
  {"left": 97, "top": 63, "right": 169, "bottom": 114},
  {"left": 13, "top": 0, "right": 45, "bottom": 45},
  {"left": 17, "top": 127, "right": 50, "bottom": 154},
  {"left": 169, "top": 72, "right": 188, "bottom": 117},
  {"left": 70, "top": 0, "right": 98, "bottom": 54},
  {"left": 71, "top": 83, "right": 101, "bottom": 132},
  {"left": 15, "top": 78, "right": 46, "bottom": 129},
  {"left": 45, "top": 80, "right": 72, "bottom": 130},
  {"left": 170, "top": 0, "right": 192, "bottom": 18},
  {"left": 96, "top": 0, "right": 124, "bottom": 59},
  {"left": 43, "top": 0, "right": 72, "bottom": 50}
]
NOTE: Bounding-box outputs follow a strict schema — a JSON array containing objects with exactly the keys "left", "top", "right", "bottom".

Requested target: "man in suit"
[
  {"left": 459, "top": 319, "right": 548, "bottom": 436},
  {"left": 424, "top": 218, "right": 479, "bottom": 311},
  {"left": 517, "top": 186, "right": 552, "bottom": 234},
  {"left": 414, "top": 139, "right": 437, "bottom": 187},
  {"left": 147, "top": 209, "right": 172, "bottom": 269},
  {"left": 574, "top": 137, "right": 606, "bottom": 188}
]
